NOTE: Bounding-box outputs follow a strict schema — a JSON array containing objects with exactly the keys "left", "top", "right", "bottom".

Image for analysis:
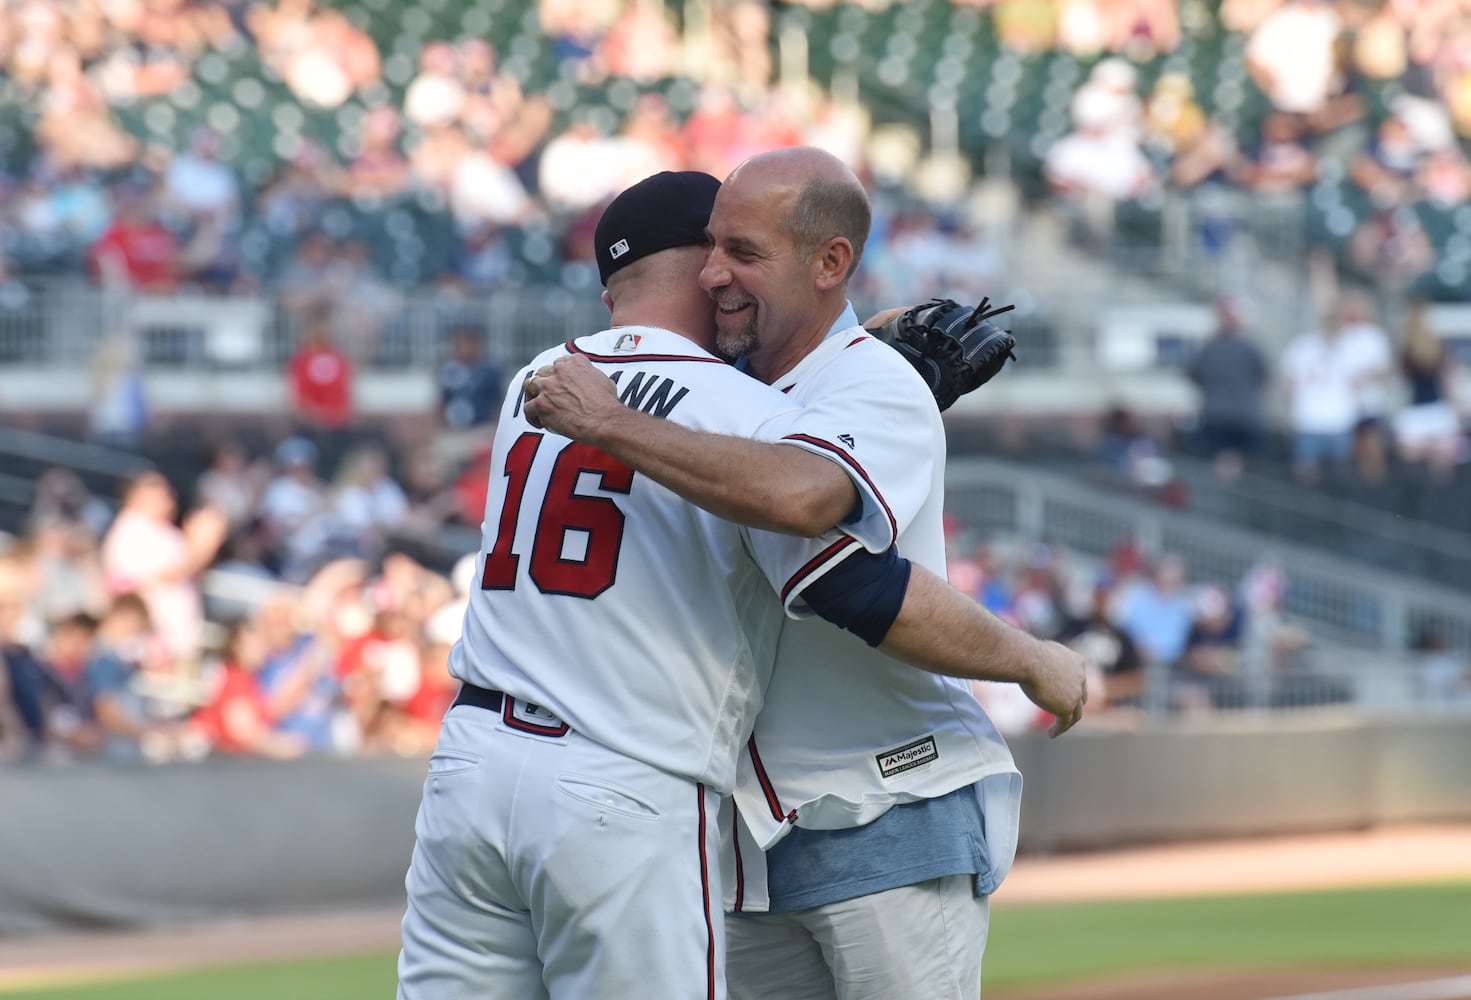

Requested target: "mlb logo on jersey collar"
[{"left": 614, "top": 333, "right": 642, "bottom": 352}]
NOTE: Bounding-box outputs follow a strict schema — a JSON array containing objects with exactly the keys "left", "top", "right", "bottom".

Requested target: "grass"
[
  {"left": 0, "top": 953, "right": 398, "bottom": 1000},
  {"left": 4, "top": 884, "right": 1470, "bottom": 998},
  {"left": 984, "top": 882, "right": 1471, "bottom": 989}
]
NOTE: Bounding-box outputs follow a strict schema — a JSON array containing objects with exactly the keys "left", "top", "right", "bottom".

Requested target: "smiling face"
[
  {"left": 699, "top": 169, "right": 809, "bottom": 369},
  {"left": 697, "top": 150, "right": 869, "bottom": 381}
]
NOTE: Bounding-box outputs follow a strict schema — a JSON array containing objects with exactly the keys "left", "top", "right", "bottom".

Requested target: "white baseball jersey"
[
  {"left": 725, "top": 316, "right": 1023, "bottom": 912},
  {"left": 450, "top": 325, "right": 890, "bottom": 794}
]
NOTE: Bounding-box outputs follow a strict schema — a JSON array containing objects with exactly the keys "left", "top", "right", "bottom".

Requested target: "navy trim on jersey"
[
  {"left": 697, "top": 783, "right": 716, "bottom": 1000},
  {"left": 731, "top": 804, "right": 746, "bottom": 913},
  {"left": 780, "top": 536, "right": 859, "bottom": 604},
  {"left": 747, "top": 737, "right": 796, "bottom": 824},
  {"left": 565, "top": 341, "right": 730, "bottom": 365},
  {"left": 802, "top": 545, "right": 911, "bottom": 648},
  {"left": 500, "top": 695, "right": 571, "bottom": 737},
  {"left": 779, "top": 433, "right": 898, "bottom": 544}
]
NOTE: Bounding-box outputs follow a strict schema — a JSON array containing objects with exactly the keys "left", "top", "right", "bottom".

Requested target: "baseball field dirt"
[{"left": 2, "top": 824, "right": 1468, "bottom": 998}]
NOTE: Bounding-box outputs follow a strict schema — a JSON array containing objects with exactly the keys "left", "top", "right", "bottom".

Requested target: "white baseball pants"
[
  {"left": 725, "top": 875, "right": 990, "bottom": 1000},
  {"left": 398, "top": 700, "right": 724, "bottom": 1000}
]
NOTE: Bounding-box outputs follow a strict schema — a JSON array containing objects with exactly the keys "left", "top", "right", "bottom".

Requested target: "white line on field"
[{"left": 1263, "top": 975, "right": 1471, "bottom": 1000}]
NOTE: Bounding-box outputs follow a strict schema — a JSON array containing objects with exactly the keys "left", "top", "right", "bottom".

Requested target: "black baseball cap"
[{"left": 595, "top": 171, "right": 721, "bottom": 286}]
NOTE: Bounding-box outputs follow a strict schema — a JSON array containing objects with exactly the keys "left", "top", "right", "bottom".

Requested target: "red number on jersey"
[
  {"left": 480, "top": 433, "right": 542, "bottom": 590},
  {"left": 480, "top": 432, "right": 635, "bottom": 599}
]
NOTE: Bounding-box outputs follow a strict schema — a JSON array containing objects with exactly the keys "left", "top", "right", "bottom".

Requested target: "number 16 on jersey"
[{"left": 480, "top": 432, "right": 636, "bottom": 600}]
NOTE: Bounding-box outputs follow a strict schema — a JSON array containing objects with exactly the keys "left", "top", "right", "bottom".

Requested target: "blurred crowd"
[
  {"left": 945, "top": 524, "right": 1471, "bottom": 731},
  {"left": 948, "top": 528, "right": 1320, "bottom": 726},
  {"left": 1089, "top": 288, "right": 1466, "bottom": 491},
  {"left": 0, "top": 308, "right": 511, "bottom": 765},
  {"left": 0, "top": 0, "right": 880, "bottom": 295},
  {"left": 0, "top": 452, "right": 477, "bottom": 766},
  {"left": 8, "top": 0, "right": 1471, "bottom": 304},
  {"left": 1039, "top": 0, "right": 1471, "bottom": 294}
]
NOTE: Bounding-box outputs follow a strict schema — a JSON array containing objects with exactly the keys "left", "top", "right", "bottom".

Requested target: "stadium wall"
[{"left": 3, "top": 717, "right": 1470, "bottom": 935}]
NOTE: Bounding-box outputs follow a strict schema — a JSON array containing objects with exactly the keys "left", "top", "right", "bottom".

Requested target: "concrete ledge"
[{"left": 3, "top": 715, "right": 1469, "bottom": 933}]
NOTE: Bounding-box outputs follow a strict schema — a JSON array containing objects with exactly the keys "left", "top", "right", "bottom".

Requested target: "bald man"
[{"left": 527, "top": 148, "right": 1066, "bottom": 999}]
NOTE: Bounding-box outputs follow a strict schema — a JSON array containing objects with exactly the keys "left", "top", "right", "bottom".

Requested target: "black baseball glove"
[{"left": 868, "top": 297, "right": 1017, "bottom": 412}]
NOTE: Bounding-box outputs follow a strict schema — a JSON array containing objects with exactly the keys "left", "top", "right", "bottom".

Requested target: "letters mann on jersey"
[
  {"left": 609, "top": 370, "right": 689, "bottom": 419},
  {"left": 875, "top": 735, "right": 939, "bottom": 779}
]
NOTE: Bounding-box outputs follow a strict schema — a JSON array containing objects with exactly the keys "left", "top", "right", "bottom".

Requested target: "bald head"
[{"left": 727, "top": 148, "right": 871, "bottom": 281}]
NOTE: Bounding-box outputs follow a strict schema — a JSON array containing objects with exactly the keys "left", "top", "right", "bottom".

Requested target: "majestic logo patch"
[
  {"left": 838, "top": 433, "right": 856, "bottom": 449},
  {"left": 613, "top": 333, "right": 642, "bottom": 352},
  {"left": 875, "top": 735, "right": 938, "bottom": 779},
  {"left": 609, "top": 238, "right": 630, "bottom": 259}
]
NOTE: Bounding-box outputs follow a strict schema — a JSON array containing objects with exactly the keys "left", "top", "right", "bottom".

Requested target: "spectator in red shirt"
[
  {"left": 287, "top": 305, "right": 355, "bottom": 430},
  {"left": 334, "top": 607, "right": 421, "bottom": 747},
  {"left": 193, "top": 617, "right": 307, "bottom": 759},
  {"left": 396, "top": 612, "right": 461, "bottom": 754},
  {"left": 88, "top": 184, "right": 180, "bottom": 293}
]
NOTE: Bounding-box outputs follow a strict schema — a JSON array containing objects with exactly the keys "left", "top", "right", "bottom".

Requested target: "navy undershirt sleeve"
[{"left": 801, "top": 545, "right": 912, "bottom": 647}]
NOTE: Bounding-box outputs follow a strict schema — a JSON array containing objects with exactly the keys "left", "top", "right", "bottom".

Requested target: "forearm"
[
  {"left": 586, "top": 407, "right": 858, "bottom": 537},
  {"left": 878, "top": 562, "right": 1039, "bottom": 685}
]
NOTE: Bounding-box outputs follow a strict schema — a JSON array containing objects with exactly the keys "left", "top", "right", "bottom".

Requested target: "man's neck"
[
  {"left": 609, "top": 307, "right": 715, "bottom": 356},
  {"left": 749, "top": 296, "right": 848, "bottom": 385}
]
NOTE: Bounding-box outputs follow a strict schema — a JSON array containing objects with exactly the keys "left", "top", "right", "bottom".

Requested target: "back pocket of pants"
[
  {"left": 555, "top": 773, "right": 662, "bottom": 821},
  {"left": 428, "top": 750, "right": 482, "bottom": 777}
]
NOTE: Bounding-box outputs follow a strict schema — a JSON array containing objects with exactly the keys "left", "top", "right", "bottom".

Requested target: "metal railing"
[
  {"left": 948, "top": 457, "right": 1471, "bottom": 653},
  {"left": 0, "top": 278, "right": 612, "bottom": 376},
  {"left": 1162, "top": 455, "right": 1471, "bottom": 591},
  {"left": 0, "top": 426, "right": 149, "bottom": 535},
  {"left": 0, "top": 425, "right": 152, "bottom": 479},
  {"left": 946, "top": 457, "right": 1471, "bottom": 722}
]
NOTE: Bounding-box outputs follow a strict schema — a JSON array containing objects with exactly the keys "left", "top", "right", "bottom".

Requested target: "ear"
[
  {"left": 812, "top": 237, "right": 854, "bottom": 292},
  {"left": 601, "top": 289, "right": 614, "bottom": 314}
]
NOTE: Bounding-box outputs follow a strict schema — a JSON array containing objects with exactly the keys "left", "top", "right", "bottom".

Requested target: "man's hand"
[
  {"left": 1019, "top": 641, "right": 1089, "bottom": 738},
  {"left": 522, "top": 354, "right": 623, "bottom": 439},
  {"left": 862, "top": 306, "right": 908, "bottom": 329}
]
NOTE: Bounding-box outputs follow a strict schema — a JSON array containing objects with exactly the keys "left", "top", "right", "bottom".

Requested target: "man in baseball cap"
[
  {"left": 595, "top": 170, "right": 721, "bottom": 287},
  {"left": 520, "top": 149, "right": 1088, "bottom": 1000}
]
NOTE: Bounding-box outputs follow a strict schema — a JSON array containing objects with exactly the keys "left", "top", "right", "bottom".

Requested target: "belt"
[
  {"left": 453, "top": 683, "right": 505, "bottom": 712},
  {"left": 453, "top": 683, "right": 570, "bottom": 737}
]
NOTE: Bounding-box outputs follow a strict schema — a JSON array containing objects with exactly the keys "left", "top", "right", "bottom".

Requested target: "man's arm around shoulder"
[{"left": 523, "top": 353, "right": 857, "bottom": 537}]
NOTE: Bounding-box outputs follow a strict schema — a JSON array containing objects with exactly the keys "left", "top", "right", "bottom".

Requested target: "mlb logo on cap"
[{"left": 594, "top": 171, "right": 721, "bottom": 286}]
